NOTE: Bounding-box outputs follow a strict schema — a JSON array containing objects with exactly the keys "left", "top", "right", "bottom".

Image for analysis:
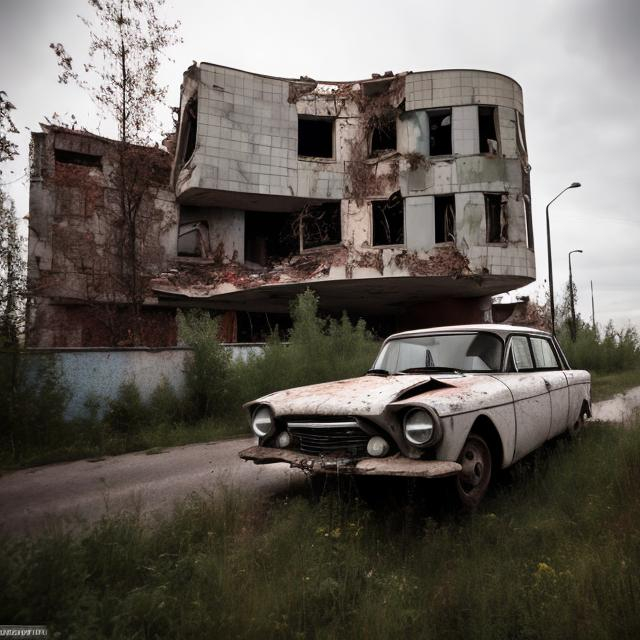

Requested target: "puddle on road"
[{"left": 591, "top": 387, "right": 640, "bottom": 423}]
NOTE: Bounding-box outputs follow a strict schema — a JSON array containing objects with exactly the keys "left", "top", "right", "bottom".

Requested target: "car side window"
[
  {"left": 509, "top": 335, "right": 534, "bottom": 371},
  {"left": 530, "top": 337, "right": 560, "bottom": 370}
]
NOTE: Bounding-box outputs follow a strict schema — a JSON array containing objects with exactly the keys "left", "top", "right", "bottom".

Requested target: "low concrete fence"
[{"left": 21, "top": 344, "right": 265, "bottom": 420}]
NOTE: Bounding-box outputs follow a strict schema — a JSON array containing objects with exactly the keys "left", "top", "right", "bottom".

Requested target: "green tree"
[
  {"left": 0, "top": 192, "right": 26, "bottom": 347},
  {"left": 0, "top": 91, "right": 26, "bottom": 347}
]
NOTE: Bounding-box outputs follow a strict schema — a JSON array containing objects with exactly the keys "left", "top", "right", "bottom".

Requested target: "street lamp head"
[
  {"left": 576, "top": 249, "right": 583, "bottom": 254},
  {"left": 569, "top": 182, "right": 581, "bottom": 188}
]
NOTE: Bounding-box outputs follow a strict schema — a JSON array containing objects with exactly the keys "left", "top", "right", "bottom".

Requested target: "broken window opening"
[
  {"left": 435, "top": 195, "right": 456, "bottom": 243},
  {"left": 182, "top": 95, "right": 198, "bottom": 164},
  {"left": 237, "top": 311, "right": 292, "bottom": 342},
  {"left": 370, "top": 111, "right": 397, "bottom": 157},
  {"left": 427, "top": 108, "right": 452, "bottom": 156},
  {"left": 298, "top": 117, "right": 334, "bottom": 159},
  {"left": 244, "top": 211, "right": 299, "bottom": 267},
  {"left": 516, "top": 111, "right": 528, "bottom": 155},
  {"left": 478, "top": 106, "right": 499, "bottom": 154},
  {"left": 54, "top": 148, "right": 102, "bottom": 168},
  {"left": 300, "top": 202, "right": 341, "bottom": 250},
  {"left": 178, "top": 220, "right": 210, "bottom": 257},
  {"left": 524, "top": 195, "right": 534, "bottom": 249},
  {"left": 485, "top": 193, "right": 509, "bottom": 243},
  {"left": 372, "top": 191, "right": 404, "bottom": 246}
]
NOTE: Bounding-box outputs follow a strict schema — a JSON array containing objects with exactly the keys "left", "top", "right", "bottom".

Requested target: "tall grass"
[
  {"left": 0, "top": 350, "right": 70, "bottom": 461},
  {"left": 179, "top": 289, "right": 380, "bottom": 423},
  {"left": 231, "top": 290, "right": 378, "bottom": 409},
  {"left": 2, "top": 420, "right": 640, "bottom": 639},
  {"left": 0, "top": 291, "right": 380, "bottom": 468},
  {"left": 558, "top": 321, "right": 640, "bottom": 373}
]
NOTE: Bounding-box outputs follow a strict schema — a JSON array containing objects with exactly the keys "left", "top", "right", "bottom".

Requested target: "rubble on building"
[{"left": 27, "top": 65, "right": 536, "bottom": 346}]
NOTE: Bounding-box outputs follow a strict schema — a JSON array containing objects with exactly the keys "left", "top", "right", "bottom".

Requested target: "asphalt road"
[
  {"left": 2, "top": 389, "right": 639, "bottom": 537},
  {"left": 0, "top": 437, "right": 305, "bottom": 536}
]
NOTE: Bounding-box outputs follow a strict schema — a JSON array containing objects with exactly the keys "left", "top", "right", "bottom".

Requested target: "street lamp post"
[
  {"left": 568, "top": 249, "right": 583, "bottom": 342},
  {"left": 546, "top": 182, "right": 581, "bottom": 335}
]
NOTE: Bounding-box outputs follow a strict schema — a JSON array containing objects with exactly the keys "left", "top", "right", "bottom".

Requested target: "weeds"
[
  {"left": 0, "top": 350, "right": 70, "bottom": 461},
  {"left": 559, "top": 322, "right": 640, "bottom": 373},
  {"left": 180, "top": 289, "right": 379, "bottom": 424},
  {"left": 0, "top": 291, "right": 380, "bottom": 468},
  {"left": 231, "top": 291, "right": 379, "bottom": 411},
  {"left": 2, "top": 421, "right": 640, "bottom": 639}
]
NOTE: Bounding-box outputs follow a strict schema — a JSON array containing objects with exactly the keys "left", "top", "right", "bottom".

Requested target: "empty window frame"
[
  {"left": 434, "top": 195, "right": 456, "bottom": 243},
  {"left": 485, "top": 193, "right": 508, "bottom": 243},
  {"left": 370, "top": 110, "right": 397, "bottom": 156},
  {"left": 244, "top": 211, "right": 299, "bottom": 266},
  {"left": 54, "top": 148, "right": 102, "bottom": 168},
  {"left": 478, "top": 106, "right": 499, "bottom": 154},
  {"left": 178, "top": 221, "right": 210, "bottom": 257},
  {"left": 427, "top": 108, "right": 452, "bottom": 156},
  {"left": 182, "top": 95, "right": 198, "bottom": 163},
  {"left": 300, "top": 202, "right": 341, "bottom": 250},
  {"left": 516, "top": 111, "right": 528, "bottom": 156},
  {"left": 298, "top": 117, "right": 334, "bottom": 159},
  {"left": 372, "top": 191, "right": 404, "bottom": 246},
  {"left": 524, "top": 194, "right": 534, "bottom": 249}
]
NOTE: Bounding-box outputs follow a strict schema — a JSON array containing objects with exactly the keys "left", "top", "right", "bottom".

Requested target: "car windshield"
[{"left": 372, "top": 332, "right": 503, "bottom": 374}]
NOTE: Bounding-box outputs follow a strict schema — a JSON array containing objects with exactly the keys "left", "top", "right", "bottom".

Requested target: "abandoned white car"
[{"left": 239, "top": 325, "right": 591, "bottom": 506}]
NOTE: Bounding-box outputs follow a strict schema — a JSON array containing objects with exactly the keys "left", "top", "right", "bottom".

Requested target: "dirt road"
[{"left": 2, "top": 389, "right": 639, "bottom": 536}]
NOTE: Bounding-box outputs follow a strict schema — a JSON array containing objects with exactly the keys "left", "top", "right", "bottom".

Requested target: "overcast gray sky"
[{"left": 2, "top": 0, "right": 639, "bottom": 329}]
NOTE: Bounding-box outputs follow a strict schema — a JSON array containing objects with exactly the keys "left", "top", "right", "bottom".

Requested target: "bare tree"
[
  {"left": 50, "top": 0, "right": 181, "bottom": 344},
  {"left": 0, "top": 91, "right": 19, "bottom": 170}
]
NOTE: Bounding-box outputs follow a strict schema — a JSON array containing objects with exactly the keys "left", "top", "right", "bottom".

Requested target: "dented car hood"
[{"left": 247, "top": 374, "right": 454, "bottom": 417}]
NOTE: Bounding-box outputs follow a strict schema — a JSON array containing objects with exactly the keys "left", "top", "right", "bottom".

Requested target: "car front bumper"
[{"left": 239, "top": 446, "right": 462, "bottom": 478}]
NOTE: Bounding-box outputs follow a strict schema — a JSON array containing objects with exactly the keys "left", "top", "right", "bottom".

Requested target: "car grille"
[{"left": 286, "top": 419, "right": 369, "bottom": 457}]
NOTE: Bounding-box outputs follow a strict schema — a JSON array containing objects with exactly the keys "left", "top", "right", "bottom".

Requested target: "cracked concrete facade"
[
  {"left": 162, "top": 64, "right": 534, "bottom": 336},
  {"left": 27, "top": 64, "right": 535, "bottom": 345}
]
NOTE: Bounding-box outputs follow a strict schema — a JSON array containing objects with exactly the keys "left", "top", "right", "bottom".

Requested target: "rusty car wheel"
[
  {"left": 566, "top": 410, "right": 586, "bottom": 438},
  {"left": 455, "top": 433, "right": 492, "bottom": 509}
]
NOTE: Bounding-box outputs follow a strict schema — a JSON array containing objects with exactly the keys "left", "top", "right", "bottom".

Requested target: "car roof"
[{"left": 385, "top": 324, "right": 552, "bottom": 342}]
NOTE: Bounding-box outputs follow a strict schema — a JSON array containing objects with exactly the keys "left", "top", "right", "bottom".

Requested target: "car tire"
[
  {"left": 566, "top": 410, "right": 586, "bottom": 438},
  {"left": 453, "top": 433, "right": 492, "bottom": 510}
]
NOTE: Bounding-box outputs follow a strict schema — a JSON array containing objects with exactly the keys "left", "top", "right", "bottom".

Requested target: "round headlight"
[
  {"left": 403, "top": 409, "right": 435, "bottom": 446},
  {"left": 251, "top": 406, "right": 274, "bottom": 438}
]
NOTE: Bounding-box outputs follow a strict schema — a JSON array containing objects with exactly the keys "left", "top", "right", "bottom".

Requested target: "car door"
[
  {"left": 530, "top": 336, "right": 569, "bottom": 438},
  {"left": 496, "top": 334, "right": 551, "bottom": 463}
]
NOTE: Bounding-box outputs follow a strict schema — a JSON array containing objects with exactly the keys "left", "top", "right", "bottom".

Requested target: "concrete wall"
[{"left": 23, "top": 345, "right": 265, "bottom": 420}]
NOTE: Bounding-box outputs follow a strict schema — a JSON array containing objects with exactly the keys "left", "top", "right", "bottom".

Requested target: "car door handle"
[{"left": 544, "top": 379, "right": 552, "bottom": 390}]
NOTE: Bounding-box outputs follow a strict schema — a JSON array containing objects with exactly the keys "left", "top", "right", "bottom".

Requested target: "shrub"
[
  {"left": 558, "top": 320, "right": 640, "bottom": 372},
  {"left": 0, "top": 350, "right": 70, "bottom": 461},
  {"left": 147, "top": 376, "right": 183, "bottom": 425},
  {"left": 177, "top": 310, "right": 233, "bottom": 419},
  {"left": 104, "top": 380, "right": 148, "bottom": 433},
  {"left": 232, "top": 290, "right": 380, "bottom": 412}
]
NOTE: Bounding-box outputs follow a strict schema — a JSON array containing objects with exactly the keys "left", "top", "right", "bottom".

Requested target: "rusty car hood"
[{"left": 248, "top": 374, "right": 457, "bottom": 417}]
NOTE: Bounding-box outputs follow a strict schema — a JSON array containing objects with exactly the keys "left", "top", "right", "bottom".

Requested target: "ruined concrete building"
[{"left": 27, "top": 64, "right": 535, "bottom": 346}]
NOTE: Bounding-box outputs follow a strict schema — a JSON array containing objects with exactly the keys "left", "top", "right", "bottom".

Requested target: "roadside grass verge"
[
  {"left": 2, "top": 419, "right": 639, "bottom": 639},
  {"left": 0, "top": 417, "right": 247, "bottom": 470},
  {"left": 591, "top": 369, "right": 640, "bottom": 403},
  {"left": 0, "top": 291, "right": 378, "bottom": 470}
]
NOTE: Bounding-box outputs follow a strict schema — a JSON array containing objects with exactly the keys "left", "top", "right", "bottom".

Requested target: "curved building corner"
[{"left": 161, "top": 64, "right": 535, "bottom": 338}]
